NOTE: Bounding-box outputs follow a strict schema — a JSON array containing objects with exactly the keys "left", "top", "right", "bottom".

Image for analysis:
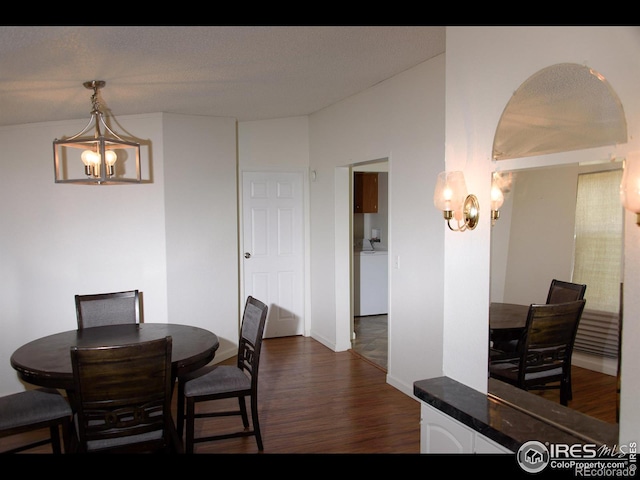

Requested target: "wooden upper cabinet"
[{"left": 354, "top": 172, "right": 378, "bottom": 213}]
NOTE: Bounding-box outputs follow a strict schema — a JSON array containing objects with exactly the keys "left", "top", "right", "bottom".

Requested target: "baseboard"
[{"left": 572, "top": 352, "right": 618, "bottom": 376}]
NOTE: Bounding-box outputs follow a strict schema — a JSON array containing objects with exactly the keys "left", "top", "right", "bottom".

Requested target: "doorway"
[{"left": 351, "top": 161, "right": 389, "bottom": 369}]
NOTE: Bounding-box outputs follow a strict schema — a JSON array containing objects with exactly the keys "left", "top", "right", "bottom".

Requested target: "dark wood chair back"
[
  {"left": 236, "top": 296, "right": 268, "bottom": 384},
  {"left": 546, "top": 279, "right": 586, "bottom": 304},
  {"left": 490, "top": 299, "right": 586, "bottom": 405},
  {"left": 70, "top": 336, "right": 181, "bottom": 453},
  {"left": 75, "top": 289, "right": 140, "bottom": 329},
  {"left": 178, "top": 295, "right": 269, "bottom": 453}
]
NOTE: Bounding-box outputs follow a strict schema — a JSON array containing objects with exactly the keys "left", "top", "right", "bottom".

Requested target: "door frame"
[{"left": 340, "top": 159, "right": 389, "bottom": 352}]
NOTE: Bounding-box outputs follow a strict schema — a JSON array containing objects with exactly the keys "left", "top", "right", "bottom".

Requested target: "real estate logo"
[
  {"left": 517, "top": 440, "right": 637, "bottom": 476},
  {"left": 517, "top": 440, "right": 550, "bottom": 473}
]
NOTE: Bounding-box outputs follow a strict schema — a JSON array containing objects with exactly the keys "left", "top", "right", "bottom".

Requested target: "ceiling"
[{"left": 0, "top": 26, "right": 446, "bottom": 128}]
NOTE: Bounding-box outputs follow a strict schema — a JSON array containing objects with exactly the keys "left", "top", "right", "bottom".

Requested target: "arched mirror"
[
  {"left": 488, "top": 63, "right": 628, "bottom": 436},
  {"left": 493, "top": 62, "right": 627, "bottom": 161}
]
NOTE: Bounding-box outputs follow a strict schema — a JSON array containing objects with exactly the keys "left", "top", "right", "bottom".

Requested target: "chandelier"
[{"left": 53, "top": 80, "right": 141, "bottom": 185}]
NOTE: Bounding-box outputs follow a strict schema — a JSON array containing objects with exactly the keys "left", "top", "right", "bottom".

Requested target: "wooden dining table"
[{"left": 10, "top": 323, "right": 219, "bottom": 392}]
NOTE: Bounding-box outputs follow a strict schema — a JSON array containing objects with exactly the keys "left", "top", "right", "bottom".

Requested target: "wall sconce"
[
  {"left": 620, "top": 152, "right": 640, "bottom": 225},
  {"left": 490, "top": 172, "right": 505, "bottom": 226},
  {"left": 433, "top": 171, "right": 479, "bottom": 231},
  {"left": 53, "top": 80, "right": 141, "bottom": 185}
]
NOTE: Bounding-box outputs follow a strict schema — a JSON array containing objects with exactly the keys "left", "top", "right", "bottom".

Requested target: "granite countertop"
[{"left": 413, "top": 376, "right": 619, "bottom": 452}]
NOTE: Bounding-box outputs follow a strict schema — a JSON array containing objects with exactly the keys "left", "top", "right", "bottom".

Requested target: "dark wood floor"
[
  {"left": 1, "top": 331, "right": 617, "bottom": 454},
  {"left": 186, "top": 336, "right": 421, "bottom": 453}
]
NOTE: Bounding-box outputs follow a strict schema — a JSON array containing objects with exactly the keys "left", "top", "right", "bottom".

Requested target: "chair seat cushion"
[
  {"left": 184, "top": 366, "right": 250, "bottom": 397},
  {"left": 0, "top": 388, "right": 72, "bottom": 430}
]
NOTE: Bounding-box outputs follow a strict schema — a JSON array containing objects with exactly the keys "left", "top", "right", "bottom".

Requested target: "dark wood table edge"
[{"left": 10, "top": 323, "right": 219, "bottom": 392}]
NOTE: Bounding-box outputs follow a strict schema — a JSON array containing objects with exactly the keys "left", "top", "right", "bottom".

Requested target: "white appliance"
[{"left": 353, "top": 250, "right": 388, "bottom": 316}]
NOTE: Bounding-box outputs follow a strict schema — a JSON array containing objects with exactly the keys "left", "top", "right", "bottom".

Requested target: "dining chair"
[
  {"left": 546, "top": 279, "right": 587, "bottom": 304},
  {"left": 75, "top": 289, "right": 140, "bottom": 329},
  {"left": 177, "top": 296, "right": 268, "bottom": 453},
  {"left": 0, "top": 387, "right": 72, "bottom": 453},
  {"left": 489, "top": 299, "right": 586, "bottom": 406},
  {"left": 69, "top": 336, "right": 182, "bottom": 453}
]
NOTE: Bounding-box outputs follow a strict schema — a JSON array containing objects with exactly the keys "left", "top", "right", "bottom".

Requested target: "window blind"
[{"left": 572, "top": 169, "right": 623, "bottom": 358}]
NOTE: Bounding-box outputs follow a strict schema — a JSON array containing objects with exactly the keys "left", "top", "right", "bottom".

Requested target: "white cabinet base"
[{"left": 420, "top": 402, "right": 513, "bottom": 454}]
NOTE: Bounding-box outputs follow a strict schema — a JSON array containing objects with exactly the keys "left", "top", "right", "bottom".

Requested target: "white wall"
[
  {"left": 308, "top": 55, "right": 447, "bottom": 392},
  {"left": 445, "top": 26, "right": 640, "bottom": 445},
  {"left": 0, "top": 113, "right": 240, "bottom": 393},
  {"left": 238, "top": 116, "right": 309, "bottom": 169},
  {"left": 162, "top": 114, "right": 239, "bottom": 360}
]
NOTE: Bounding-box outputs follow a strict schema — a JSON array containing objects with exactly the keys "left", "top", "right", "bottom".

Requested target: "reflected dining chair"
[
  {"left": 545, "top": 279, "right": 586, "bottom": 400},
  {"left": 489, "top": 299, "right": 586, "bottom": 406},
  {"left": 75, "top": 289, "right": 140, "bottom": 329},
  {"left": 177, "top": 296, "right": 268, "bottom": 453},
  {"left": 491, "top": 279, "right": 587, "bottom": 362},
  {"left": 69, "top": 336, "right": 182, "bottom": 453},
  {"left": 0, "top": 387, "right": 72, "bottom": 453},
  {"left": 546, "top": 279, "right": 587, "bottom": 304}
]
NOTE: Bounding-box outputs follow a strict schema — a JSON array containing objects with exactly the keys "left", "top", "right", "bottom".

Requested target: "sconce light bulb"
[{"left": 490, "top": 178, "right": 505, "bottom": 210}]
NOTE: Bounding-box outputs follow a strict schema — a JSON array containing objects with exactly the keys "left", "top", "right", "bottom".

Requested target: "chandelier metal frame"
[{"left": 53, "top": 80, "right": 141, "bottom": 185}]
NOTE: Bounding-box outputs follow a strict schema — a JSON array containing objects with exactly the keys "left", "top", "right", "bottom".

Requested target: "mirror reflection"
[{"left": 489, "top": 162, "right": 622, "bottom": 427}]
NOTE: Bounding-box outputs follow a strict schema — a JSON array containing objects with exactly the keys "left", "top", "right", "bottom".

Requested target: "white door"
[{"left": 242, "top": 171, "right": 304, "bottom": 338}]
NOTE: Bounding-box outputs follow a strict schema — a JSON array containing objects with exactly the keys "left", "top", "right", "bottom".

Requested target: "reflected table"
[
  {"left": 489, "top": 302, "right": 529, "bottom": 330},
  {"left": 489, "top": 302, "right": 529, "bottom": 349},
  {"left": 11, "top": 323, "right": 219, "bottom": 391}
]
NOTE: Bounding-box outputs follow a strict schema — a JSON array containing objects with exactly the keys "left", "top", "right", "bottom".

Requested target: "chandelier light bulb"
[
  {"left": 105, "top": 150, "right": 117, "bottom": 166},
  {"left": 81, "top": 150, "right": 99, "bottom": 166}
]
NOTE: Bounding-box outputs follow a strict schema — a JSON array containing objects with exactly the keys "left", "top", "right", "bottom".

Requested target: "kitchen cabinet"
[{"left": 354, "top": 172, "right": 378, "bottom": 213}]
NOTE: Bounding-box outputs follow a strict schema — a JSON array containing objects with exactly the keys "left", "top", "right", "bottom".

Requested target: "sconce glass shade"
[
  {"left": 53, "top": 80, "right": 141, "bottom": 185},
  {"left": 434, "top": 171, "right": 479, "bottom": 231},
  {"left": 620, "top": 152, "right": 640, "bottom": 223},
  {"left": 434, "top": 171, "right": 467, "bottom": 218}
]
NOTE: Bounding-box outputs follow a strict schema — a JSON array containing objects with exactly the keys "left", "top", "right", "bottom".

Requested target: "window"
[{"left": 572, "top": 169, "right": 623, "bottom": 358}]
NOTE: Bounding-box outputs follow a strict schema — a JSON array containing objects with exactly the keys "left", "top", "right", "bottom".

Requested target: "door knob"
[{"left": 244, "top": 252, "right": 251, "bottom": 258}]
